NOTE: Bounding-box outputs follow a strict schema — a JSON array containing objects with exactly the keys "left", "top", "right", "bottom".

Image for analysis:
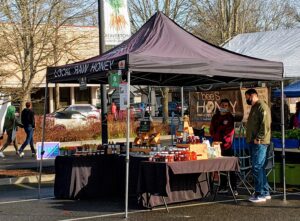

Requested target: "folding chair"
[{"left": 233, "top": 122, "right": 254, "bottom": 191}]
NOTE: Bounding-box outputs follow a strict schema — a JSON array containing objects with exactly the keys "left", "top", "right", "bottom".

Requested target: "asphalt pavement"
[
  {"left": 1, "top": 136, "right": 300, "bottom": 220},
  {"left": 0, "top": 183, "right": 300, "bottom": 221}
]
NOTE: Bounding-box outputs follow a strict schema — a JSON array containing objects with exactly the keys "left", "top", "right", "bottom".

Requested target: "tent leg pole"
[
  {"left": 181, "top": 87, "right": 184, "bottom": 118},
  {"left": 38, "top": 83, "right": 48, "bottom": 199},
  {"left": 281, "top": 80, "right": 286, "bottom": 202},
  {"left": 125, "top": 70, "right": 131, "bottom": 218}
]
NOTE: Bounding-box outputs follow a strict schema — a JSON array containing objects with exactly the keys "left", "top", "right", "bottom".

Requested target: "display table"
[
  {"left": 137, "top": 157, "right": 240, "bottom": 208},
  {"left": 54, "top": 155, "right": 147, "bottom": 199}
]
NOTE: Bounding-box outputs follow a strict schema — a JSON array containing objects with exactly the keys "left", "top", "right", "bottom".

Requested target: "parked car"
[
  {"left": 51, "top": 104, "right": 101, "bottom": 120},
  {"left": 131, "top": 102, "right": 146, "bottom": 119},
  {"left": 51, "top": 110, "right": 88, "bottom": 130}
]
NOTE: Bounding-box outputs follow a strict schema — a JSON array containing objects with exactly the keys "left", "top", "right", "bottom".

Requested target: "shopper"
[
  {"left": 111, "top": 102, "right": 118, "bottom": 121},
  {"left": 18, "top": 101, "right": 36, "bottom": 157},
  {"left": 289, "top": 101, "right": 300, "bottom": 129},
  {"left": 245, "top": 89, "right": 271, "bottom": 203},
  {"left": 209, "top": 98, "right": 237, "bottom": 195},
  {"left": 0, "top": 105, "right": 23, "bottom": 157}
]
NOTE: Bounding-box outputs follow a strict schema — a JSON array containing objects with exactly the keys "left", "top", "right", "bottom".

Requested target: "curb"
[{"left": 0, "top": 174, "right": 54, "bottom": 186}]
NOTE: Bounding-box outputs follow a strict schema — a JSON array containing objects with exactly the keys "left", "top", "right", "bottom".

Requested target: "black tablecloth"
[
  {"left": 137, "top": 157, "right": 240, "bottom": 208},
  {"left": 54, "top": 155, "right": 147, "bottom": 199}
]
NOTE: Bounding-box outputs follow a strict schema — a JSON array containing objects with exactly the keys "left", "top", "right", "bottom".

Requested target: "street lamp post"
[{"left": 98, "top": 0, "right": 108, "bottom": 145}]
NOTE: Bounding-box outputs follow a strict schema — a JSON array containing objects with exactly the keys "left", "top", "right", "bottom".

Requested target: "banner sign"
[
  {"left": 47, "top": 56, "right": 127, "bottom": 82},
  {"left": 104, "top": 0, "right": 131, "bottom": 45},
  {"left": 119, "top": 82, "right": 128, "bottom": 110},
  {"left": 36, "top": 142, "right": 60, "bottom": 160},
  {"left": 189, "top": 87, "right": 269, "bottom": 123}
]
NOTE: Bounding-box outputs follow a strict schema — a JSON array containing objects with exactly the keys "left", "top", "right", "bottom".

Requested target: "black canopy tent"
[{"left": 43, "top": 12, "right": 284, "bottom": 216}]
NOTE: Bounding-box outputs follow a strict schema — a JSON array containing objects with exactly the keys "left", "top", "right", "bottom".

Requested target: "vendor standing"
[
  {"left": 209, "top": 98, "right": 237, "bottom": 195},
  {"left": 289, "top": 101, "right": 300, "bottom": 129}
]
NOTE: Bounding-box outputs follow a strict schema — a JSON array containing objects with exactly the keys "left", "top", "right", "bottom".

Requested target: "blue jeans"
[
  {"left": 19, "top": 126, "right": 35, "bottom": 154},
  {"left": 249, "top": 143, "right": 270, "bottom": 197}
]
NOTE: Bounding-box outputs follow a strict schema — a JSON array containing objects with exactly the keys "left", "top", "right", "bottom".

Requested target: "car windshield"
[{"left": 72, "top": 106, "right": 92, "bottom": 112}]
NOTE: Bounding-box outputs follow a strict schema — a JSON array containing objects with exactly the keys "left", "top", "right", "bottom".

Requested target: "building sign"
[
  {"left": 104, "top": 0, "right": 131, "bottom": 45},
  {"left": 189, "top": 87, "right": 269, "bottom": 123}
]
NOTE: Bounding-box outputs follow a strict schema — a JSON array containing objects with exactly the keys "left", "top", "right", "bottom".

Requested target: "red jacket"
[{"left": 209, "top": 112, "right": 234, "bottom": 150}]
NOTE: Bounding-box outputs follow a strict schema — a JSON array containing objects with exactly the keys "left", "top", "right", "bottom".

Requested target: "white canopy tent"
[
  {"left": 223, "top": 28, "right": 300, "bottom": 78},
  {"left": 223, "top": 29, "right": 300, "bottom": 201}
]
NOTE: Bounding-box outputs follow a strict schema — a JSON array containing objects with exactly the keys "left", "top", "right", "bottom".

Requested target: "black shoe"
[{"left": 32, "top": 153, "right": 36, "bottom": 158}]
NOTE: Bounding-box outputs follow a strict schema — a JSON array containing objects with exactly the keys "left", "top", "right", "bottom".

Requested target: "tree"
[
  {"left": 0, "top": 0, "right": 96, "bottom": 110},
  {"left": 189, "top": 0, "right": 299, "bottom": 45}
]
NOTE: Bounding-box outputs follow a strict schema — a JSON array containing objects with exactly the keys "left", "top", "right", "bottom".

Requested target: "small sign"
[
  {"left": 36, "top": 142, "right": 60, "bottom": 160},
  {"left": 108, "top": 71, "right": 122, "bottom": 88},
  {"left": 79, "top": 77, "right": 87, "bottom": 90},
  {"left": 139, "top": 120, "right": 150, "bottom": 132},
  {"left": 118, "top": 60, "right": 126, "bottom": 69}
]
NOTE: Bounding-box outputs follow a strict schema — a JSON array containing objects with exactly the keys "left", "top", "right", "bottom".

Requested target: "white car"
[
  {"left": 63, "top": 104, "right": 101, "bottom": 120},
  {"left": 52, "top": 110, "right": 88, "bottom": 130}
]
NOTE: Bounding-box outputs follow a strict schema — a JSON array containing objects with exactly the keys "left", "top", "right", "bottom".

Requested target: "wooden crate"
[{"left": 130, "top": 148, "right": 151, "bottom": 154}]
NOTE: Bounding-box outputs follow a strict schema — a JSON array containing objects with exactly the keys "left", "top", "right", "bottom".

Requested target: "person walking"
[
  {"left": 209, "top": 98, "right": 237, "bottom": 195},
  {"left": 18, "top": 101, "right": 36, "bottom": 157},
  {"left": 245, "top": 89, "right": 271, "bottom": 203},
  {"left": 0, "top": 105, "right": 23, "bottom": 157}
]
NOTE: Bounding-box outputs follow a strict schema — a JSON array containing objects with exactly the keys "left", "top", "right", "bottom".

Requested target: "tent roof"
[
  {"left": 274, "top": 80, "right": 300, "bottom": 97},
  {"left": 47, "top": 12, "right": 283, "bottom": 86},
  {"left": 223, "top": 28, "right": 300, "bottom": 79}
]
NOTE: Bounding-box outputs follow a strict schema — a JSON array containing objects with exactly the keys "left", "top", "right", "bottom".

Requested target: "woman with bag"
[{"left": 0, "top": 105, "right": 23, "bottom": 157}]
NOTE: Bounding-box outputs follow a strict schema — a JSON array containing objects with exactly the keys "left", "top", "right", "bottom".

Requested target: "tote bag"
[{"left": 11, "top": 118, "right": 16, "bottom": 141}]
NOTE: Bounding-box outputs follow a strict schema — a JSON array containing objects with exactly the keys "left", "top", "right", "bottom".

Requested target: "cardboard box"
[{"left": 176, "top": 143, "right": 208, "bottom": 160}]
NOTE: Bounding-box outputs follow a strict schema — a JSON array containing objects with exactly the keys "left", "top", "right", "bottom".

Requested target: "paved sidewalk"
[
  {"left": 0, "top": 135, "right": 173, "bottom": 185},
  {"left": 2, "top": 135, "right": 173, "bottom": 152}
]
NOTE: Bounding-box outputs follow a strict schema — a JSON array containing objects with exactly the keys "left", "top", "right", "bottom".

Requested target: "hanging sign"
[
  {"left": 108, "top": 70, "right": 122, "bottom": 89},
  {"left": 119, "top": 82, "right": 128, "bottom": 110},
  {"left": 79, "top": 77, "right": 87, "bottom": 90},
  {"left": 189, "top": 87, "right": 269, "bottom": 123}
]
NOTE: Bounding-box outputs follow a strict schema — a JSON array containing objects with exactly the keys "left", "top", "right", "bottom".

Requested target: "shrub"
[{"left": 22, "top": 114, "right": 169, "bottom": 143}]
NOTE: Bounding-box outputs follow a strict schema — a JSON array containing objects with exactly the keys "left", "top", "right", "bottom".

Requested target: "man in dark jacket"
[
  {"left": 210, "top": 98, "right": 237, "bottom": 195},
  {"left": 18, "top": 102, "right": 36, "bottom": 157},
  {"left": 245, "top": 89, "right": 271, "bottom": 203}
]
